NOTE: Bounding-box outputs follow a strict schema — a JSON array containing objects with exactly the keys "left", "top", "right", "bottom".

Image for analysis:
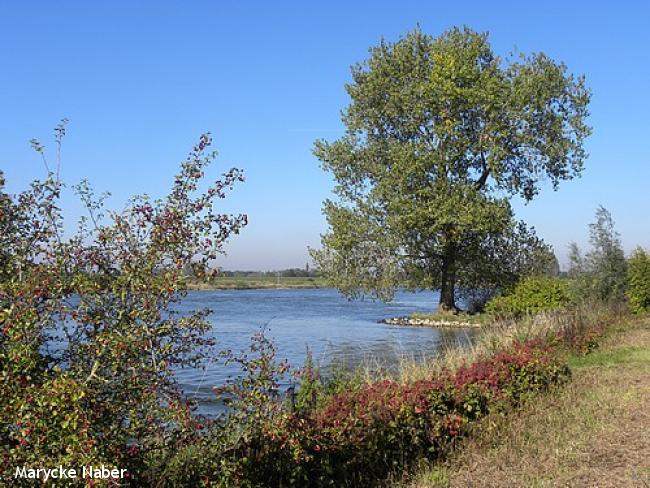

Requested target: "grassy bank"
[
  {"left": 404, "top": 314, "right": 650, "bottom": 487},
  {"left": 185, "top": 276, "right": 328, "bottom": 290},
  {"left": 148, "top": 302, "right": 626, "bottom": 487}
]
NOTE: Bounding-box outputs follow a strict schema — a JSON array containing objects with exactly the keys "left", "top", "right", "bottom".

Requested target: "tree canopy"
[{"left": 311, "top": 27, "right": 591, "bottom": 310}]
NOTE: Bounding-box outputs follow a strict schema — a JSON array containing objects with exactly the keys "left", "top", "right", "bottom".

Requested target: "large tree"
[{"left": 311, "top": 27, "right": 590, "bottom": 311}]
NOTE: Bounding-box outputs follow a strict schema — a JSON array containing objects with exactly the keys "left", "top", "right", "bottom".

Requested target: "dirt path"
[{"left": 409, "top": 319, "right": 650, "bottom": 488}]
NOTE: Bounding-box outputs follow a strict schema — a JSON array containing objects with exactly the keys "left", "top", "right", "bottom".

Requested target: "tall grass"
[{"left": 356, "top": 300, "right": 627, "bottom": 386}]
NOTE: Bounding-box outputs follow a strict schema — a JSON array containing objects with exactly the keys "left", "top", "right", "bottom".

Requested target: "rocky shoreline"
[{"left": 381, "top": 316, "right": 483, "bottom": 328}]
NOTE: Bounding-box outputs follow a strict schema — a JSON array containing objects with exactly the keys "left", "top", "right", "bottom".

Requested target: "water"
[{"left": 175, "top": 288, "right": 476, "bottom": 415}]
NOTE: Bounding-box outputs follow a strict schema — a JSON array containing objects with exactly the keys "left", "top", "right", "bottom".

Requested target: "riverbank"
[
  {"left": 186, "top": 276, "right": 328, "bottom": 290},
  {"left": 150, "top": 302, "right": 625, "bottom": 487},
  {"left": 404, "top": 315, "right": 650, "bottom": 487}
]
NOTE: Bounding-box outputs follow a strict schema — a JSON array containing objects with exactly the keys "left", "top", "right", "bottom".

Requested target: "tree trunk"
[{"left": 438, "top": 243, "right": 458, "bottom": 313}]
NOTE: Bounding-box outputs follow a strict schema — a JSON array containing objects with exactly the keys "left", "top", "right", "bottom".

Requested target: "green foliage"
[
  {"left": 456, "top": 221, "right": 560, "bottom": 311},
  {"left": 311, "top": 26, "right": 590, "bottom": 309},
  {"left": 485, "top": 276, "right": 570, "bottom": 319},
  {"left": 568, "top": 206, "right": 628, "bottom": 302},
  {"left": 0, "top": 126, "right": 614, "bottom": 488},
  {"left": 627, "top": 247, "right": 650, "bottom": 313},
  {"left": 0, "top": 125, "right": 247, "bottom": 485}
]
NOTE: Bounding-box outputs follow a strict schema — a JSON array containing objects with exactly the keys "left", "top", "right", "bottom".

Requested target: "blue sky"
[{"left": 1, "top": 1, "right": 648, "bottom": 270}]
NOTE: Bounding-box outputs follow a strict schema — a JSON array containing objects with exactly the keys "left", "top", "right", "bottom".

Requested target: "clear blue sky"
[{"left": 1, "top": 1, "right": 648, "bottom": 270}]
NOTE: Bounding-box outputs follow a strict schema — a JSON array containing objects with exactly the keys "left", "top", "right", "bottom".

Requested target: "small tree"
[
  {"left": 312, "top": 27, "right": 591, "bottom": 311},
  {"left": 568, "top": 206, "right": 627, "bottom": 302},
  {"left": 627, "top": 247, "right": 650, "bottom": 313}
]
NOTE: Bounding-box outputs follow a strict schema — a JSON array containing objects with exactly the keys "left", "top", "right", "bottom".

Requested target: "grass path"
[{"left": 407, "top": 317, "right": 650, "bottom": 488}]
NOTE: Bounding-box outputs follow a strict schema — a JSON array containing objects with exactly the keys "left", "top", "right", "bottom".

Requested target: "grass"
[
  {"left": 399, "top": 314, "right": 650, "bottom": 488},
  {"left": 185, "top": 275, "right": 327, "bottom": 290},
  {"left": 374, "top": 304, "right": 622, "bottom": 385},
  {"left": 568, "top": 346, "right": 650, "bottom": 369}
]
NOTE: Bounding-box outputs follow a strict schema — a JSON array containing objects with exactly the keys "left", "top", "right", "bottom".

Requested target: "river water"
[{"left": 175, "top": 288, "right": 476, "bottom": 415}]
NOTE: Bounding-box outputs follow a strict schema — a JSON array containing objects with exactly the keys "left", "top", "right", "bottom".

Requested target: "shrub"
[
  {"left": 485, "top": 276, "right": 570, "bottom": 319},
  {"left": 627, "top": 247, "right": 650, "bottom": 313},
  {"left": 0, "top": 126, "right": 247, "bottom": 485},
  {"left": 460, "top": 288, "right": 497, "bottom": 314},
  {"left": 162, "top": 335, "right": 568, "bottom": 488}
]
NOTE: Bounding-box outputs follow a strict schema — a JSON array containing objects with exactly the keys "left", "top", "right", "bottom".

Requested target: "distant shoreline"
[{"left": 185, "top": 277, "right": 328, "bottom": 291}]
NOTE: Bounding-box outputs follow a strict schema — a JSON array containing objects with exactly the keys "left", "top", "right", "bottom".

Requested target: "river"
[{"left": 175, "top": 288, "right": 476, "bottom": 415}]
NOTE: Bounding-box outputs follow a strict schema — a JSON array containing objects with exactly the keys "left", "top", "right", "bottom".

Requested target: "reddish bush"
[{"left": 192, "top": 339, "right": 570, "bottom": 487}]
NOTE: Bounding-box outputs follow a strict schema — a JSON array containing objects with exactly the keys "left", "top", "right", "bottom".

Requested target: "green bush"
[
  {"left": 627, "top": 247, "right": 650, "bottom": 314},
  {"left": 1, "top": 130, "right": 247, "bottom": 486},
  {"left": 485, "top": 276, "right": 570, "bottom": 319}
]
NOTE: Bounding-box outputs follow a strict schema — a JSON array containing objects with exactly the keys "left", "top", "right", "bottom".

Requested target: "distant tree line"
[
  {"left": 184, "top": 266, "right": 321, "bottom": 279},
  {"left": 220, "top": 268, "right": 321, "bottom": 278}
]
